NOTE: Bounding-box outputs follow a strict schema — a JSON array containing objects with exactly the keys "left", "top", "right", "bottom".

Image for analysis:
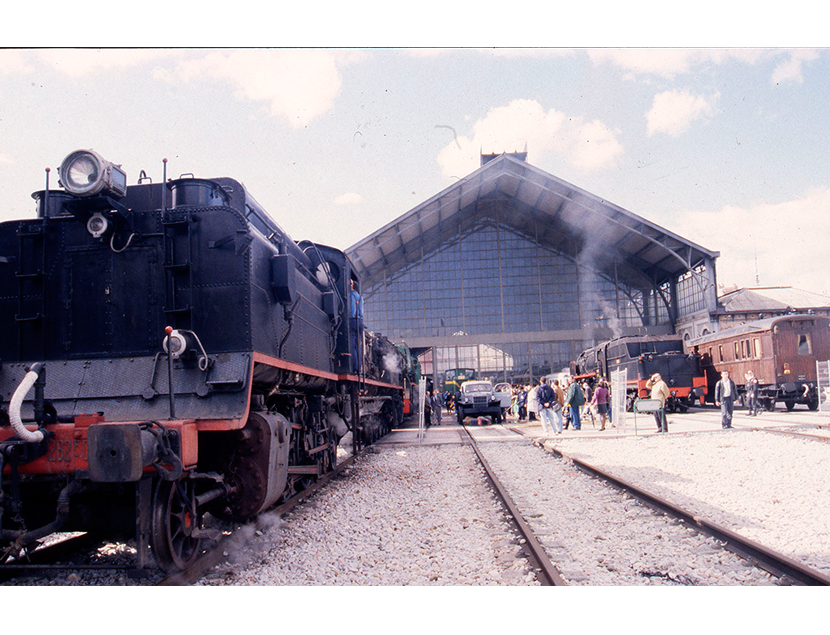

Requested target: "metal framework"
[
  {"left": 348, "top": 154, "right": 719, "bottom": 305},
  {"left": 346, "top": 154, "right": 720, "bottom": 381}
]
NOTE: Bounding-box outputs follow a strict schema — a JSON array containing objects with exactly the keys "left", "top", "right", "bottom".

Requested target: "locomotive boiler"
[
  {"left": 571, "top": 335, "right": 707, "bottom": 411},
  {"left": 0, "top": 149, "right": 405, "bottom": 572}
]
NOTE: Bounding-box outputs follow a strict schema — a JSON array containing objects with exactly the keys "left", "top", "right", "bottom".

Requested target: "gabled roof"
[
  {"left": 691, "top": 313, "right": 830, "bottom": 346},
  {"left": 346, "top": 154, "right": 719, "bottom": 290},
  {"left": 719, "top": 286, "right": 830, "bottom": 313}
]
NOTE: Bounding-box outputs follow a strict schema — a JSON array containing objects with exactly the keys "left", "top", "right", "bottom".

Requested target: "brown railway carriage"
[{"left": 689, "top": 315, "right": 830, "bottom": 411}]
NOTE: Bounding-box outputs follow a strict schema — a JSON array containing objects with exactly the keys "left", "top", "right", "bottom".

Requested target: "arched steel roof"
[{"left": 346, "top": 153, "right": 719, "bottom": 290}]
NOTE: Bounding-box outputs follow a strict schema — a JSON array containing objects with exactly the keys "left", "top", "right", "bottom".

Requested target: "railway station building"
[
  {"left": 346, "top": 152, "right": 721, "bottom": 386},
  {"left": 707, "top": 286, "right": 830, "bottom": 331}
]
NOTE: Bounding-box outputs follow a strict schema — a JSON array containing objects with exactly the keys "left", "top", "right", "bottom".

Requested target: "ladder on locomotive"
[
  {"left": 14, "top": 221, "right": 47, "bottom": 361},
  {"left": 162, "top": 210, "right": 194, "bottom": 330}
]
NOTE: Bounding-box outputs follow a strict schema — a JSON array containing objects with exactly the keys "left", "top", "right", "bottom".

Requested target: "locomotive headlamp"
[
  {"left": 86, "top": 213, "right": 109, "bottom": 238},
  {"left": 163, "top": 329, "right": 188, "bottom": 359},
  {"left": 59, "top": 149, "right": 127, "bottom": 198}
]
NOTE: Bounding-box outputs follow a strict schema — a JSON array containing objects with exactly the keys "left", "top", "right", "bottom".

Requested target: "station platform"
[{"left": 374, "top": 406, "right": 830, "bottom": 447}]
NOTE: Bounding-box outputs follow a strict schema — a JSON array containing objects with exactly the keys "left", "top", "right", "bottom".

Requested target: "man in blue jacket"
[
  {"left": 565, "top": 377, "right": 585, "bottom": 430},
  {"left": 536, "top": 377, "right": 561, "bottom": 435},
  {"left": 349, "top": 279, "right": 364, "bottom": 374}
]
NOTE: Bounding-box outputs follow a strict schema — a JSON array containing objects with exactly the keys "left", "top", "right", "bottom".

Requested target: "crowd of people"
[
  {"left": 506, "top": 376, "right": 613, "bottom": 436},
  {"left": 424, "top": 369, "right": 758, "bottom": 433}
]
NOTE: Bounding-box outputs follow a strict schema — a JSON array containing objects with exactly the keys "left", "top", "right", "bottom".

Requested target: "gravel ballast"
[
  {"left": 541, "top": 429, "right": 830, "bottom": 577},
  {"left": 198, "top": 444, "right": 538, "bottom": 585},
  {"left": 474, "top": 437, "right": 780, "bottom": 585},
  {"left": 10, "top": 427, "right": 823, "bottom": 586}
]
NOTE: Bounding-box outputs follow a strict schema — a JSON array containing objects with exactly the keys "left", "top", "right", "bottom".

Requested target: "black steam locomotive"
[
  {"left": 0, "top": 149, "right": 407, "bottom": 572},
  {"left": 571, "top": 335, "right": 707, "bottom": 411}
]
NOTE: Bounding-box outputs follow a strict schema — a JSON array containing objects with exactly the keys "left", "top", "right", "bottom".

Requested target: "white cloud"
[
  {"left": 588, "top": 48, "right": 704, "bottom": 78},
  {"left": 35, "top": 49, "right": 174, "bottom": 76},
  {"left": 334, "top": 192, "right": 363, "bottom": 206},
  {"left": 436, "top": 99, "right": 623, "bottom": 177},
  {"left": 672, "top": 188, "right": 830, "bottom": 295},
  {"left": 646, "top": 89, "right": 718, "bottom": 137},
  {"left": 771, "top": 49, "right": 821, "bottom": 85},
  {"left": 0, "top": 49, "right": 33, "bottom": 75},
  {"left": 588, "top": 48, "right": 820, "bottom": 85},
  {"left": 157, "top": 49, "right": 342, "bottom": 128}
]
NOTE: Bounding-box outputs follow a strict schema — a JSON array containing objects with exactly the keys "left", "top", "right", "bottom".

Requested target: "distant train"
[
  {"left": 689, "top": 314, "right": 830, "bottom": 411},
  {"left": 571, "top": 335, "right": 707, "bottom": 411},
  {"left": 443, "top": 368, "right": 476, "bottom": 395},
  {"left": 0, "top": 149, "right": 407, "bottom": 572}
]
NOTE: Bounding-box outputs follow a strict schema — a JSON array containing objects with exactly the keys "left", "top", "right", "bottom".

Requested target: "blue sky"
[{"left": 3, "top": 19, "right": 830, "bottom": 296}]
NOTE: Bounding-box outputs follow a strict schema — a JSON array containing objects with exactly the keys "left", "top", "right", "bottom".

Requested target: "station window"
[{"left": 798, "top": 333, "right": 812, "bottom": 355}]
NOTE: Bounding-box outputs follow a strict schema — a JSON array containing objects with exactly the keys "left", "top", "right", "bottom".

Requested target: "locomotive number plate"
[{"left": 47, "top": 438, "right": 88, "bottom": 464}]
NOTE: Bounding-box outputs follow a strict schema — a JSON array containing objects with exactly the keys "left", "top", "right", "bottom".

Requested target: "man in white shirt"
[{"left": 714, "top": 370, "right": 738, "bottom": 429}]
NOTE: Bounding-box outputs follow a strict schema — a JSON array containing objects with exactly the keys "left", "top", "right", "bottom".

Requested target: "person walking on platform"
[
  {"left": 565, "top": 377, "right": 585, "bottom": 430},
  {"left": 432, "top": 391, "right": 443, "bottom": 424},
  {"left": 527, "top": 383, "right": 539, "bottom": 422},
  {"left": 552, "top": 379, "right": 565, "bottom": 433},
  {"left": 591, "top": 380, "right": 610, "bottom": 431},
  {"left": 536, "top": 378, "right": 561, "bottom": 435},
  {"left": 715, "top": 370, "right": 738, "bottom": 428},
  {"left": 581, "top": 381, "right": 596, "bottom": 427},
  {"left": 517, "top": 386, "right": 528, "bottom": 421},
  {"left": 744, "top": 371, "right": 760, "bottom": 417},
  {"left": 646, "top": 373, "right": 670, "bottom": 432}
]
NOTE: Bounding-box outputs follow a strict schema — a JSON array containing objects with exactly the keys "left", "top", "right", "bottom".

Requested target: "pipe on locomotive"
[
  {"left": 1, "top": 478, "right": 83, "bottom": 549},
  {"left": 9, "top": 363, "right": 45, "bottom": 443}
]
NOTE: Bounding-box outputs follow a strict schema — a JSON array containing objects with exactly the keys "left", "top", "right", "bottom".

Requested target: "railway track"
[
  {"left": 747, "top": 426, "right": 830, "bottom": 443},
  {"left": 0, "top": 533, "right": 113, "bottom": 581},
  {"left": 460, "top": 422, "right": 566, "bottom": 586},
  {"left": 498, "top": 422, "right": 829, "bottom": 585},
  {"left": 545, "top": 443, "right": 830, "bottom": 585},
  {"left": 9, "top": 417, "right": 827, "bottom": 586}
]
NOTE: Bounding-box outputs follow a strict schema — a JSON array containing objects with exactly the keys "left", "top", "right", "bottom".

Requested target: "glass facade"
[
  {"left": 676, "top": 264, "right": 708, "bottom": 317},
  {"left": 420, "top": 340, "right": 580, "bottom": 384},
  {"left": 362, "top": 217, "right": 683, "bottom": 381}
]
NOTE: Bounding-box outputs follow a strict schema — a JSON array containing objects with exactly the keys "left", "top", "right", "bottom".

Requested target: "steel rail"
[
  {"left": 545, "top": 444, "right": 830, "bottom": 586},
  {"left": 460, "top": 423, "right": 567, "bottom": 586},
  {"left": 157, "top": 450, "right": 363, "bottom": 586},
  {"left": 0, "top": 532, "right": 107, "bottom": 581},
  {"left": 748, "top": 427, "right": 830, "bottom": 443}
]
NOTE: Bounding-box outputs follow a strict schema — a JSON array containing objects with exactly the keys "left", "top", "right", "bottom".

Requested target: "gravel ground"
[
  {"left": 198, "top": 444, "right": 538, "bottom": 585},
  {"left": 474, "top": 438, "right": 780, "bottom": 585},
  {"left": 541, "top": 429, "right": 830, "bottom": 577},
  {"left": 10, "top": 427, "right": 823, "bottom": 587}
]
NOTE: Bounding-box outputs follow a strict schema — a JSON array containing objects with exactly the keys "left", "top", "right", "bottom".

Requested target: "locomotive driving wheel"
[{"left": 150, "top": 478, "right": 202, "bottom": 573}]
